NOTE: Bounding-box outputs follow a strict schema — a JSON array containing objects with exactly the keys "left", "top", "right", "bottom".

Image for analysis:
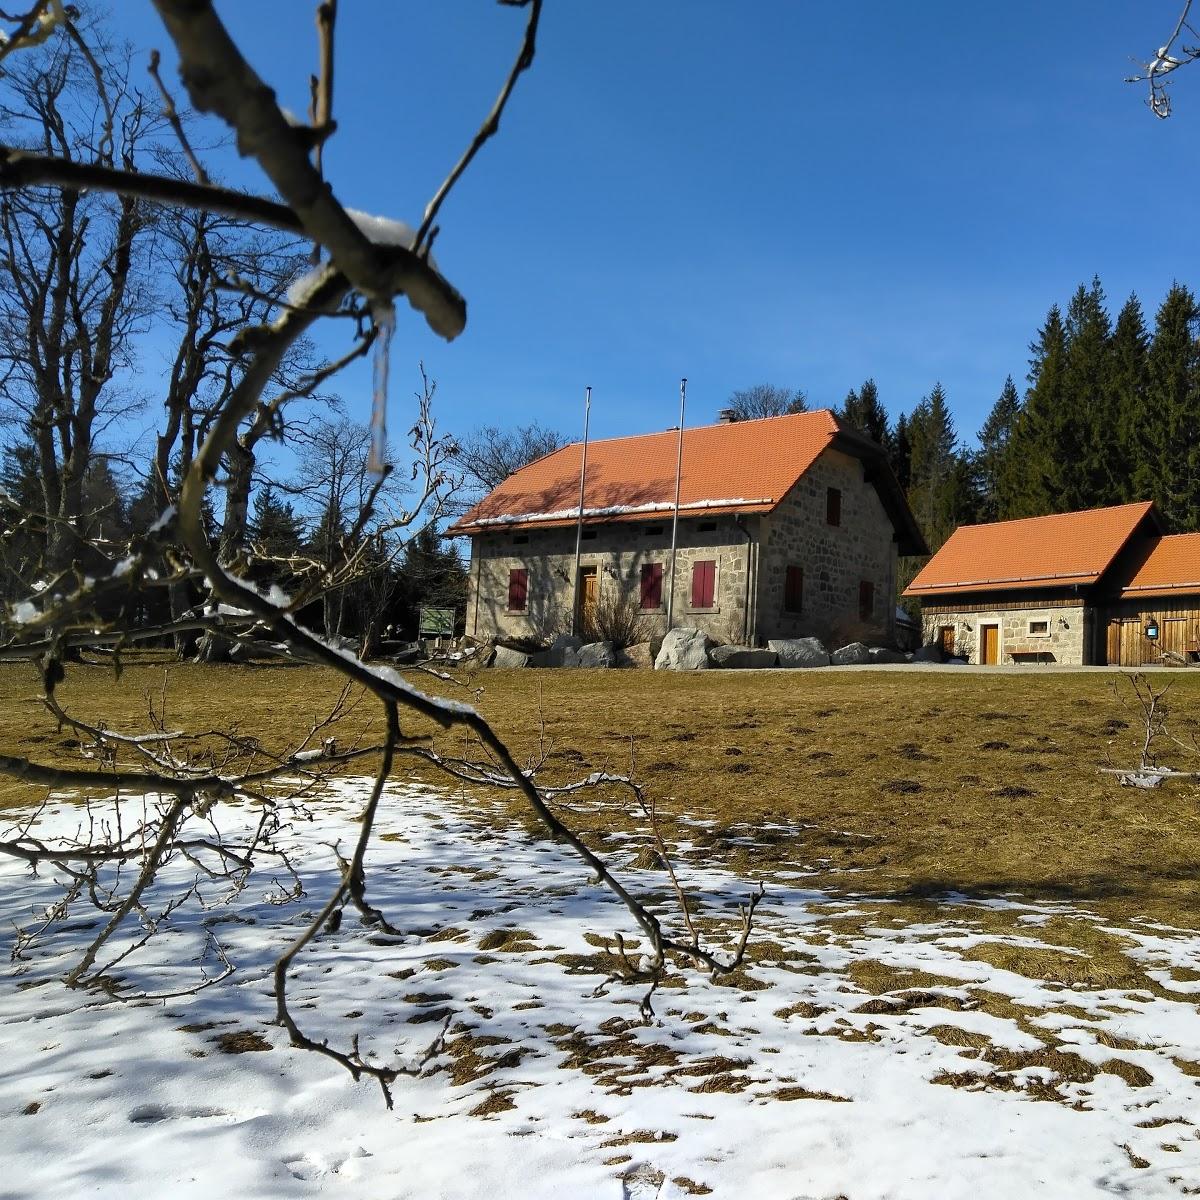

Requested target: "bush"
[{"left": 582, "top": 586, "right": 648, "bottom": 649}]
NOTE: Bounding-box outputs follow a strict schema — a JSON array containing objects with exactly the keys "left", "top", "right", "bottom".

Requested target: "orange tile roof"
[
  {"left": 1119, "top": 532, "right": 1200, "bottom": 599},
  {"left": 450, "top": 409, "right": 843, "bottom": 533},
  {"left": 904, "top": 502, "right": 1156, "bottom": 597}
]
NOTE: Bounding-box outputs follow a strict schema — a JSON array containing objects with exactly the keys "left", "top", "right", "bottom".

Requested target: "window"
[
  {"left": 858, "top": 579, "right": 875, "bottom": 620},
  {"left": 826, "top": 487, "right": 842, "bottom": 526},
  {"left": 784, "top": 565, "right": 803, "bottom": 614},
  {"left": 698, "top": 520, "right": 717, "bottom": 532},
  {"left": 512, "top": 534, "right": 529, "bottom": 545},
  {"left": 642, "top": 524, "right": 664, "bottom": 535},
  {"left": 1028, "top": 618, "right": 1050, "bottom": 638},
  {"left": 507, "top": 568, "right": 528, "bottom": 612},
  {"left": 690, "top": 559, "right": 716, "bottom": 609},
  {"left": 581, "top": 529, "right": 598, "bottom": 541},
  {"left": 640, "top": 563, "right": 663, "bottom": 610}
]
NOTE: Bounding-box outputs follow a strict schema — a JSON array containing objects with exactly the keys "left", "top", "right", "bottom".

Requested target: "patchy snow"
[
  {"left": 3, "top": 782, "right": 1200, "bottom": 1198},
  {"left": 346, "top": 207, "right": 419, "bottom": 249},
  {"left": 285, "top": 265, "right": 327, "bottom": 307},
  {"left": 344, "top": 209, "right": 439, "bottom": 271},
  {"left": 464, "top": 498, "right": 775, "bottom": 529},
  {"left": 8, "top": 599, "right": 38, "bottom": 624},
  {"left": 148, "top": 504, "right": 176, "bottom": 534}
]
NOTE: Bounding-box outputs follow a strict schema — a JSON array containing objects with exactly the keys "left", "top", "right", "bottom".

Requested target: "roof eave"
[
  {"left": 828, "top": 429, "right": 929, "bottom": 556},
  {"left": 451, "top": 500, "right": 776, "bottom": 537}
]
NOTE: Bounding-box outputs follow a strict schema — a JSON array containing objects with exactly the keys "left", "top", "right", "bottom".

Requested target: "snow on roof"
[{"left": 463, "top": 496, "right": 775, "bottom": 528}]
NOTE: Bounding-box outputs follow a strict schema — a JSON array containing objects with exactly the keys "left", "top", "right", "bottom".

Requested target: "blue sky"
[{"left": 110, "top": 2, "right": 1200, "bottom": 450}]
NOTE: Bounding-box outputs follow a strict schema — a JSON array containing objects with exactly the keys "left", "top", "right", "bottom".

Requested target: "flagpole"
[
  {"left": 571, "top": 385, "right": 592, "bottom": 636},
  {"left": 665, "top": 377, "right": 687, "bottom": 630}
]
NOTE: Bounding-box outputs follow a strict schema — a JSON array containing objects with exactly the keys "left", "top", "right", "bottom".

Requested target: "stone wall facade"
[
  {"left": 466, "top": 515, "right": 756, "bottom": 645},
  {"left": 755, "top": 449, "right": 897, "bottom": 645},
  {"left": 920, "top": 603, "right": 1088, "bottom": 665},
  {"left": 463, "top": 447, "right": 902, "bottom": 648}
]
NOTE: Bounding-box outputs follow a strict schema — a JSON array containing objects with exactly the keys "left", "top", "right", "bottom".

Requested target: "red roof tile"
[
  {"left": 904, "top": 502, "right": 1156, "bottom": 597},
  {"left": 1119, "top": 532, "right": 1200, "bottom": 599},
  {"left": 450, "top": 410, "right": 843, "bottom": 533}
]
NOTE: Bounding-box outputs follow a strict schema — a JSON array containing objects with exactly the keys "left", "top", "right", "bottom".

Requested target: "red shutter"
[
  {"left": 508, "top": 568, "right": 528, "bottom": 611},
  {"left": 859, "top": 579, "right": 874, "bottom": 620},
  {"left": 640, "top": 563, "right": 663, "bottom": 609},
  {"left": 690, "top": 560, "right": 715, "bottom": 608},
  {"left": 785, "top": 565, "right": 803, "bottom": 614}
]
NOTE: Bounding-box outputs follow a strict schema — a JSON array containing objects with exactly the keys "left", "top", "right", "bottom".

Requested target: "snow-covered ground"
[{"left": 3, "top": 780, "right": 1200, "bottom": 1199}]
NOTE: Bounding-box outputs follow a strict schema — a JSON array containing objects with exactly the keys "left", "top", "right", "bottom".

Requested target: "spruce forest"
[{"left": 836, "top": 278, "right": 1200, "bottom": 597}]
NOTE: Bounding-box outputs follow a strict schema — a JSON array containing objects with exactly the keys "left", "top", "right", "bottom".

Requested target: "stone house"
[
  {"left": 448, "top": 410, "right": 926, "bottom": 647},
  {"left": 904, "top": 501, "right": 1200, "bottom": 666}
]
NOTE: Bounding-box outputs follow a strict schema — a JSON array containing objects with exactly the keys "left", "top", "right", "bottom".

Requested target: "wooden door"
[
  {"left": 1106, "top": 618, "right": 1121, "bottom": 666},
  {"left": 579, "top": 567, "right": 598, "bottom": 633},
  {"left": 1120, "top": 617, "right": 1141, "bottom": 666},
  {"left": 981, "top": 624, "right": 999, "bottom": 665},
  {"left": 938, "top": 625, "right": 955, "bottom": 657}
]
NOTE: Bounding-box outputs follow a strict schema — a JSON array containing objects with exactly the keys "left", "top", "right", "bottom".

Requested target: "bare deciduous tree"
[
  {"left": 0, "top": 1, "right": 760, "bottom": 1107},
  {"left": 725, "top": 382, "right": 808, "bottom": 420},
  {"left": 1128, "top": 1, "right": 1200, "bottom": 118},
  {"left": 0, "top": 23, "right": 157, "bottom": 577},
  {"left": 451, "top": 418, "right": 566, "bottom": 510}
]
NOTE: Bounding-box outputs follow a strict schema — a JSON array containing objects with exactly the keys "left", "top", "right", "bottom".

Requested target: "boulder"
[
  {"left": 830, "top": 641, "right": 871, "bottom": 666},
  {"left": 768, "top": 636, "right": 830, "bottom": 668},
  {"left": 654, "top": 627, "right": 713, "bottom": 671},
  {"left": 710, "top": 644, "right": 778, "bottom": 670},
  {"left": 546, "top": 633, "right": 583, "bottom": 666},
  {"left": 576, "top": 640, "right": 617, "bottom": 668},
  {"left": 868, "top": 646, "right": 908, "bottom": 665},
  {"left": 911, "top": 643, "right": 944, "bottom": 664},
  {"left": 529, "top": 633, "right": 584, "bottom": 668},
  {"left": 492, "top": 645, "right": 532, "bottom": 669},
  {"left": 619, "top": 642, "right": 655, "bottom": 669}
]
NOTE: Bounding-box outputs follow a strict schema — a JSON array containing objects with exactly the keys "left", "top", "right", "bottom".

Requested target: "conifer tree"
[
  {"left": 1008, "top": 304, "right": 1068, "bottom": 516},
  {"left": 838, "top": 377, "right": 890, "bottom": 447},
  {"left": 1108, "top": 294, "right": 1150, "bottom": 504},
  {"left": 906, "top": 383, "right": 975, "bottom": 550},
  {"left": 395, "top": 527, "right": 469, "bottom": 639},
  {"left": 1061, "top": 277, "right": 1115, "bottom": 508},
  {"left": 1136, "top": 283, "right": 1200, "bottom": 529},
  {"left": 250, "top": 485, "right": 304, "bottom": 560},
  {"left": 889, "top": 413, "right": 912, "bottom": 491},
  {"left": 976, "top": 375, "right": 1022, "bottom": 522},
  {"left": 0, "top": 442, "right": 43, "bottom": 599}
]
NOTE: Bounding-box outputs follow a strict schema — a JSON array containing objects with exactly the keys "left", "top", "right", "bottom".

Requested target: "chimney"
[{"left": 717, "top": 408, "right": 739, "bottom": 424}]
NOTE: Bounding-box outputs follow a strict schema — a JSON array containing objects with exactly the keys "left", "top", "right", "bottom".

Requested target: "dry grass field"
[{"left": 3, "top": 655, "right": 1199, "bottom": 930}]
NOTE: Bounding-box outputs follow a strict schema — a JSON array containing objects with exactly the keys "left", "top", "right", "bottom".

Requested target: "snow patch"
[{"left": 464, "top": 497, "right": 775, "bottom": 529}]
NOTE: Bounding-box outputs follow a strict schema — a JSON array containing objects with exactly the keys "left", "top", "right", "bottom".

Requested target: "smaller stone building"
[
  {"left": 905, "top": 501, "right": 1200, "bottom": 666},
  {"left": 449, "top": 410, "right": 926, "bottom": 647}
]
